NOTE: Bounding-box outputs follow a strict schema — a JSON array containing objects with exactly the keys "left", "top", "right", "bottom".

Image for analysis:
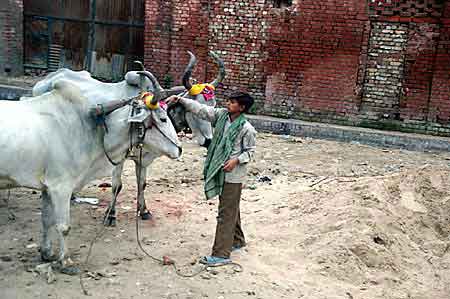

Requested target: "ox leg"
[
  {"left": 136, "top": 164, "right": 152, "bottom": 220},
  {"left": 48, "top": 186, "right": 80, "bottom": 275},
  {"left": 104, "top": 163, "right": 123, "bottom": 226},
  {"left": 41, "top": 190, "right": 56, "bottom": 262}
]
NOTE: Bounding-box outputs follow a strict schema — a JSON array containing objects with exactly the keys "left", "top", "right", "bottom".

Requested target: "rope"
[
  {"left": 134, "top": 147, "right": 205, "bottom": 276},
  {"left": 79, "top": 125, "right": 242, "bottom": 295},
  {"left": 102, "top": 132, "right": 125, "bottom": 166},
  {"left": 79, "top": 188, "right": 119, "bottom": 296},
  {"left": 5, "top": 190, "right": 16, "bottom": 221},
  {"left": 134, "top": 147, "right": 243, "bottom": 277}
]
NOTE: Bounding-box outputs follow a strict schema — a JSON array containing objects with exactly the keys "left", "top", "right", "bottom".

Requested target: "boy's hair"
[{"left": 228, "top": 91, "right": 254, "bottom": 113}]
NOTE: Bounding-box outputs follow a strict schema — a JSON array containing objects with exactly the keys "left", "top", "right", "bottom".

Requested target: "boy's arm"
[
  {"left": 237, "top": 127, "right": 256, "bottom": 164},
  {"left": 178, "top": 97, "right": 221, "bottom": 123}
]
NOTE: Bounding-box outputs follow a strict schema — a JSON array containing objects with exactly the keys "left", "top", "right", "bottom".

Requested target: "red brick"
[{"left": 143, "top": 0, "right": 450, "bottom": 129}]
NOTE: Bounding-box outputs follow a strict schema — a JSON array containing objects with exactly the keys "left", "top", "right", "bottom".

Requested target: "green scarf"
[{"left": 203, "top": 110, "right": 247, "bottom": 199}]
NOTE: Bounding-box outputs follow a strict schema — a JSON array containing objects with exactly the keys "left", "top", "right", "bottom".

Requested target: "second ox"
[{"left": 32, "top": 51, "right": 226, "bottom": 225}]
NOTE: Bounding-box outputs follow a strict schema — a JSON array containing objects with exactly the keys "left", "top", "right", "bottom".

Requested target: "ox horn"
[
  {"left": 208, "top": 51, "right": 226, "bottom": 88},
  {"left": 167, "top": 85, "right": 187, "bottom": 97},
  {"left": 134, "top": 60, "right": 145, "bottom": 71},
  {"left": 90, "top": 98, "right": 133, "bottom": 116},
  {"left": 136, "top": 71, "right": 167, "bottom": 105},
  {"left": 182, "top": 51, "right": 197, "bottom": 91}
]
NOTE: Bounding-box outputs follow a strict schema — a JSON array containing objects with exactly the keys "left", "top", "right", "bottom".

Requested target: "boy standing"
[{"left": 168, "top": 91, "right": 256, "bottom": 266}]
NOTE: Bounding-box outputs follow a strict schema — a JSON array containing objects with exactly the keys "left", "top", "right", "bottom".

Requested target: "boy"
[{"left": 167, "top": 91, "right": 256, "bottom": 266}]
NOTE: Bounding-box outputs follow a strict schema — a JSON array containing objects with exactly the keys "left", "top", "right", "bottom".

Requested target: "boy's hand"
[
  {"left": 223, "top": 158, "right": 239, "bottom": 172},
  {"left": 166, "top": 95, "right": 180, "bottom": 105}
]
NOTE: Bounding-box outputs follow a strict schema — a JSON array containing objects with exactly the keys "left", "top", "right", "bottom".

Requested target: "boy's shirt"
[{"left": 180, "top": 97, "right": 256, "bottom": 183}]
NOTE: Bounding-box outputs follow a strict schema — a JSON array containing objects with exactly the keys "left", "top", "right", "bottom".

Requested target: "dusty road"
[{"left": 1, "top": 133, "right": 450, "bottom": 299}]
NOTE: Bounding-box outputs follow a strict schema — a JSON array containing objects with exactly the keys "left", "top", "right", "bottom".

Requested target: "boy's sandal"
[
  {"left": 199, "top": 256, "right": 232, "bottom": 266},
  {"left": 232, "top": 244, "right": 246, "bottom": 252}
]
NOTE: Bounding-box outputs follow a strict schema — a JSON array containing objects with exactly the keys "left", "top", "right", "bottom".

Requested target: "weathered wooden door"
[{"left": 23, "top": 0, "right": 144, "bottom": 81}]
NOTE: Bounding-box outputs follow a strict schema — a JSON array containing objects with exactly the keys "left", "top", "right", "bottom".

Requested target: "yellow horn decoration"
[
  {"left": 141, "top": 92, "right": 159, "bottom": 109},
  {"left": 189, "top": 83, "right": 215, "bottom": 96}
]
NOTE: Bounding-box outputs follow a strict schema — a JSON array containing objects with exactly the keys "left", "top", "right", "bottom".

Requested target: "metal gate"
[{"left": 23, "top": 0, "right": 144, "bottom": 81}]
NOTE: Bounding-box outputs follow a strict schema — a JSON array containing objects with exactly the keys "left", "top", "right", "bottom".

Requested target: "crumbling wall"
[
  {"left": 144, "top": 0, "right": 450, "bottom": 135},
  {"left": 0, "top": 0, "right": 23, "bottom": 76}
]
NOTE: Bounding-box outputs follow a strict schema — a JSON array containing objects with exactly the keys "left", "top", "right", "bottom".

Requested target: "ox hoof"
[
  {"left": 41, "top": 251, "right": 58, "bottom": 262},
  {"left": 103, "top": 216, "right": 116, "bottom": 227},
  {"left": 140, "top": 211, "right": 153, "bottom": 220},
  {"left": 59, "top": 265, "right": 81, "bottom": 276}
]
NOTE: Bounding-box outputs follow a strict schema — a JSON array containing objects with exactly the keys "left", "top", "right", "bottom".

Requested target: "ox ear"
[{"left": 125, "top": 72, "right": 140, "bottom": 86}]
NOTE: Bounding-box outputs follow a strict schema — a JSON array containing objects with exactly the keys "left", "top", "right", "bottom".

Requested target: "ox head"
[
  {"left": 91, "top": 73, "right": 182, "bottom": 159},
  {"left": 167, "top": 50, "right": 225, "bottom": 147},
  {"left": 124, "top": 61, "right": 187, "bottom": 110},
  {"left": 182, "top": 51, "right": 225, "bottom": 92},
  {"left": 124, "top": 70, "right": 154, "bottom": 94},
  {"left": 128, "top": 99, "right": 182, "bottom": 159}
]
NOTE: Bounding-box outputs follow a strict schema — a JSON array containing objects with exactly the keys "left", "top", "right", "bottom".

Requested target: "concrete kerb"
[
  {"left": 0, "top": 84, "right": 449, "bottom": 152},
  {"left": 0, "top": 84, "right": 32, "bottom": 100},
  {"left": 247, "top": 115, "right": 450, "bottom": 153}
]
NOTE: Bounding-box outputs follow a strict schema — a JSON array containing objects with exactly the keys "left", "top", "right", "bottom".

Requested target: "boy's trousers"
[{"left": 212, "top": 182, "right": 246, "bottom": 258}]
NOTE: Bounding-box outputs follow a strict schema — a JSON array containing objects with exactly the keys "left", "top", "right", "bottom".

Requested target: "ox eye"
[{"left": 160, "top": 117, "right": 167, "bottom": 123}]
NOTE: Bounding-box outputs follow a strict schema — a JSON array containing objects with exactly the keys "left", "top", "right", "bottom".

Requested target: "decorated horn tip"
[{"left": 141, "top": 92, "right": 159, "bottom": 110}]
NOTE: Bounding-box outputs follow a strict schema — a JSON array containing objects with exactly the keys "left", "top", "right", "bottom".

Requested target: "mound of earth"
[{"left": 1, "top": 133, "right": 449, "bottom": 298}]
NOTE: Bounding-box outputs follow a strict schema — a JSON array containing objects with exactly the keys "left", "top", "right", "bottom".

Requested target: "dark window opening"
[
  {"left": 370, "top": 0, "right": 445, "bottom": 19},
  {"left": 273, "top": 0, "right": 293, "bottom": 8}
]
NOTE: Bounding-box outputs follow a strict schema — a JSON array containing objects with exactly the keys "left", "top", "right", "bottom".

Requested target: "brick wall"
[
  {"left": 207, "top": 1, "right": 267, "bottom": 103},
  {"left": 144, "top": 0, "right": 212, "bottom": 87},
  {"left": 0, "top": 0, "right": 23, "bottom": 76},
  {"left": 144, "top": 0, "right": 450, "bottom": 136},
  {"left": 428, "top": 4, "right": 450, "bottom": 125},
  {"left": 402, "top": 22, "right": 440, "bottom": 121},
  {"left": 360, "top": 22, "right": 409, "bottom": 120}
]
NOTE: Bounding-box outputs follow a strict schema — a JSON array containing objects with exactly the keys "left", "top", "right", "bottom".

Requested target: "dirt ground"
[{"left": 1, "top": 133, "right": 450, "bottom": 299}]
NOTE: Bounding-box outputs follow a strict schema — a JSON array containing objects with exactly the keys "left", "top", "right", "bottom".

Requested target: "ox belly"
[{"left": 0, "top": 104, "right": 49, "bottom": 190}]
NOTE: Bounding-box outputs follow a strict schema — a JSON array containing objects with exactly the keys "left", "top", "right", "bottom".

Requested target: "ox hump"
[
  {"left": 52, "top": 80, "right": 88, "bottom": 105},
  {"left": 33, "top": 69, "right": 93, "bottom": 96}
]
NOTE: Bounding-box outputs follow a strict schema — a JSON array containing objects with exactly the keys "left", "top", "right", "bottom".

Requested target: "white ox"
[
  {"left": 1, "top": 77, "right": 181, "bottom": 274},
  {"left": 33, "top": 51, "right": 225, "bottom": 226}
]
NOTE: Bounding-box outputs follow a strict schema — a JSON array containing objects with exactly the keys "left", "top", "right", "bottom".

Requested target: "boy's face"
[{"left": 226, "top": 99, "right": 245, "bottom": 114}]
